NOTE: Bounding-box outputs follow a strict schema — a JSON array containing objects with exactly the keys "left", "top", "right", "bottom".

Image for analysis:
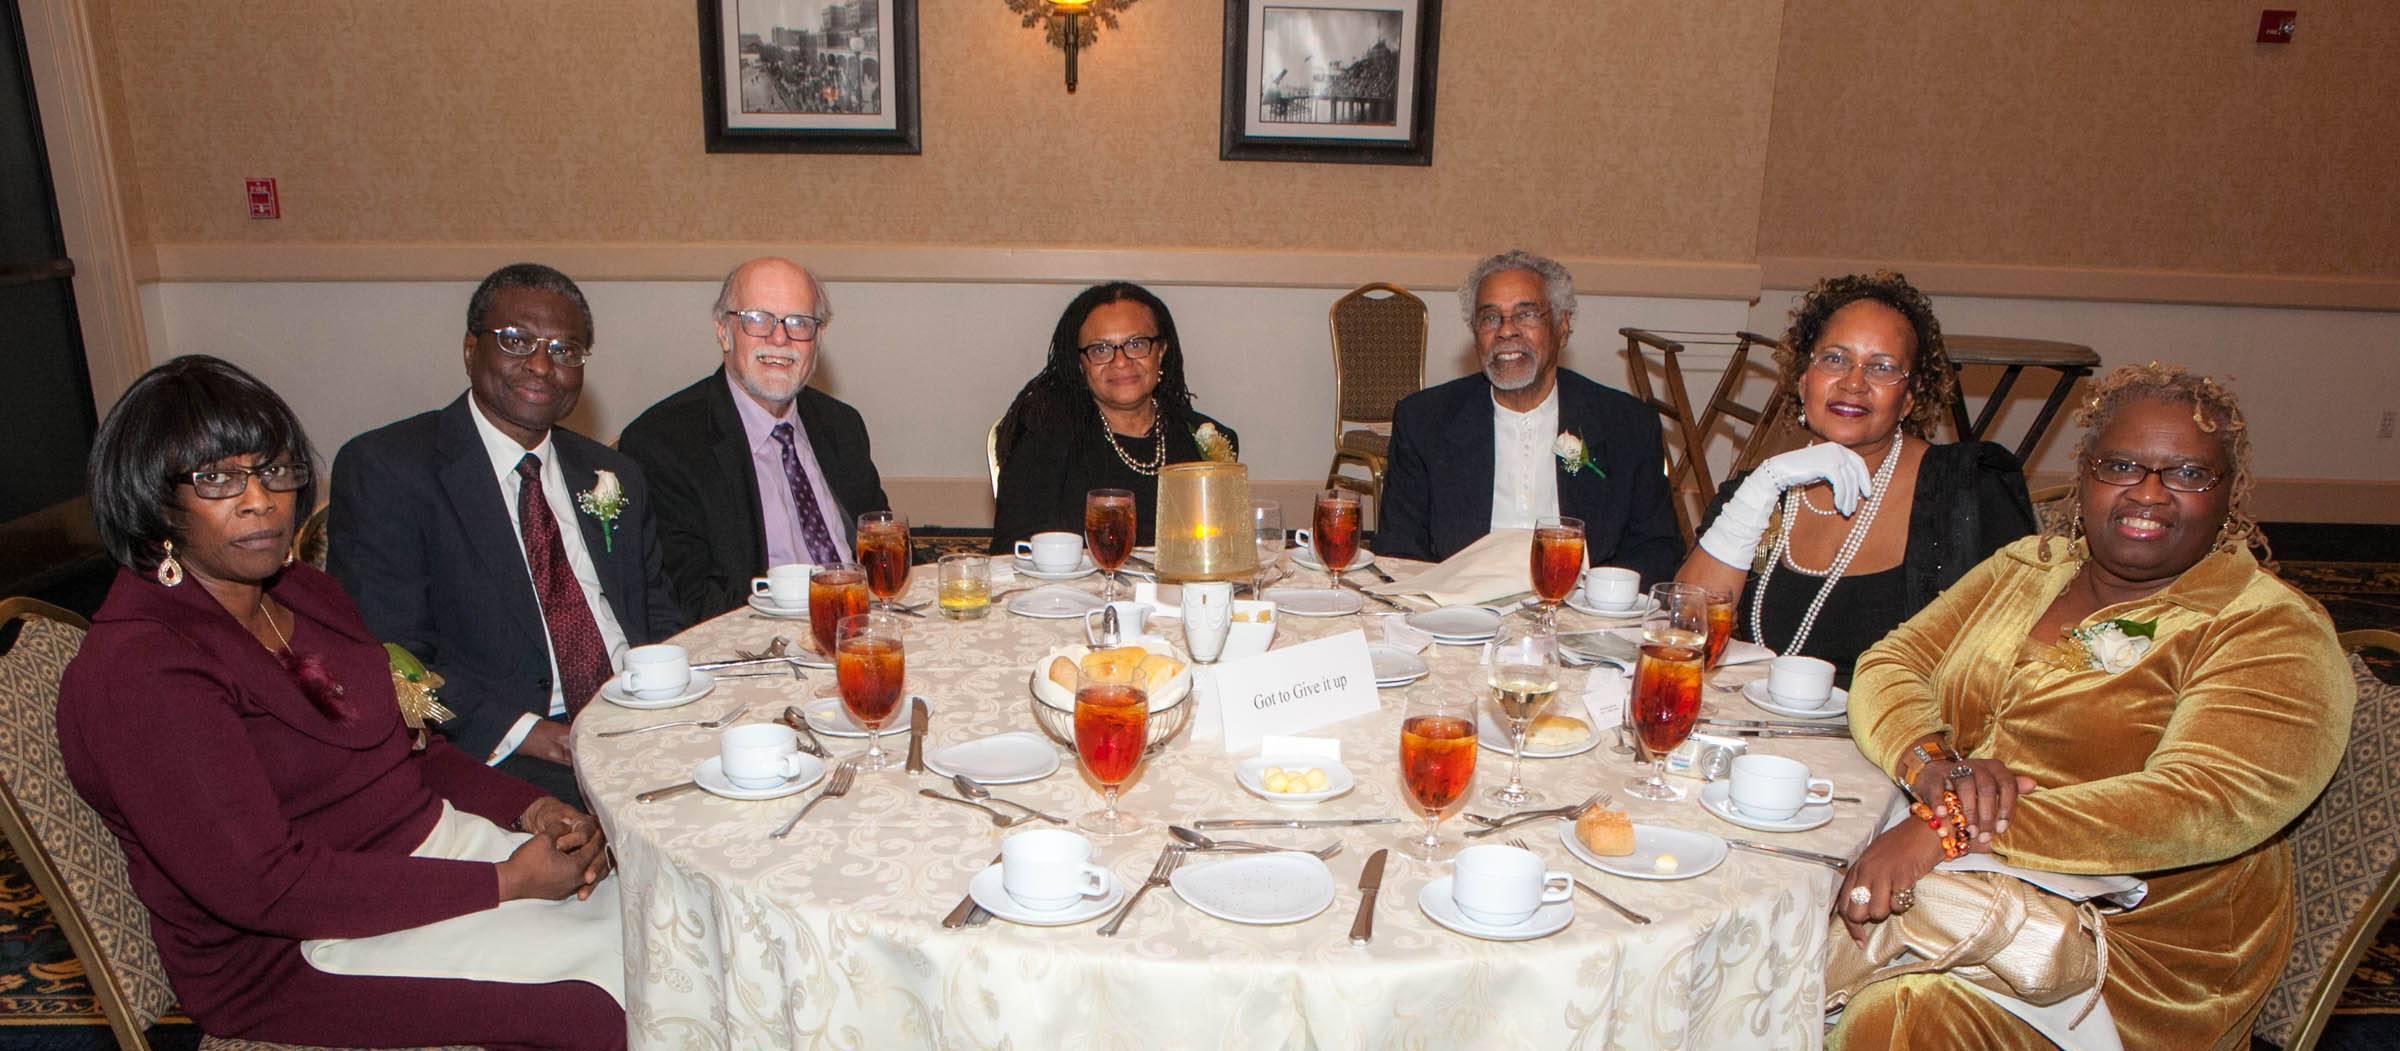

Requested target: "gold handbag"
[{"left": 1825, "top": 870, "right": 2112, "bottom": 1025}]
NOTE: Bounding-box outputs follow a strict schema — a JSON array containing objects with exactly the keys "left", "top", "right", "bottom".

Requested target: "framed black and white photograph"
[
  {"left": 1220, "top": 0, "right": 1440, "bottom": 165},
  {"left": 699, "top": 0, "right": 920, "bottom": 154}
]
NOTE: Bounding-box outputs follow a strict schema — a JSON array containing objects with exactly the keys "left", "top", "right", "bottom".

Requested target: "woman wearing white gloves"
[{"left": 1678, "top": 272, "right": 2035, "bottom": 682}]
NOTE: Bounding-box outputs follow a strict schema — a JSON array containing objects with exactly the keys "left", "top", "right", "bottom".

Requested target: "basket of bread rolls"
[{"left": 1027, "top": 642, "right": 1194, "bottom": 756}]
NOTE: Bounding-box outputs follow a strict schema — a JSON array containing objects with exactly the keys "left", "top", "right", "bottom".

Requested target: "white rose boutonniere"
[
  {"left": 1554, "top": 431, "right": 1604, "bottom": 478},
  {"left": 2063, "top": 617, "right": 2157, "bottom": 674},
  {"left": 1194, "top": 422, "right": 1236, "bottom": 463},
  {"left": 576, "top": 469, "right": 628, "bottom": 553}
]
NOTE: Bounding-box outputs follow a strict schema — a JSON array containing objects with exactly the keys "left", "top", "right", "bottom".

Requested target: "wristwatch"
[{"left": 1898, "top": 737, "right": 1960, "bottom": 797}]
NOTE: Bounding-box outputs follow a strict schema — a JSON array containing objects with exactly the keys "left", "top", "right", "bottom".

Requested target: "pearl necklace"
[
  {"left": 1750, "top": 432, "right": 1905, "bottom": 659},
  {"left": 1100, "top": 399, "right": 1167, "bottom": 476}
]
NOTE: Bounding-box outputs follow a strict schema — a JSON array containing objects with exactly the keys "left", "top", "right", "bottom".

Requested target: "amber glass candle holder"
[{"left": 1152, "top": 463, "right": 1258, "bottom": 583}]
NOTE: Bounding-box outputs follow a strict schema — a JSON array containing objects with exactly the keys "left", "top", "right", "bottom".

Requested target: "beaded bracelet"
[{"left": 1906, "top": 797, "right": 1969, "bottom": 861}]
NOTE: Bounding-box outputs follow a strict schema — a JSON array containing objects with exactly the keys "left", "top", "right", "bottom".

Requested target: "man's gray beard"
[
  {"left": 733, "top": 363, "right": 807, "bottom": 411},
  {"left": 1483, "top": 349, "right": 1538, "bottom": 391}
]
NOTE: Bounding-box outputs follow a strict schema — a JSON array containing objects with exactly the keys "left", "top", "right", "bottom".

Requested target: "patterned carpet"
[{"left": 1, "top": 527, "right": 2393, "bottom": 1048}]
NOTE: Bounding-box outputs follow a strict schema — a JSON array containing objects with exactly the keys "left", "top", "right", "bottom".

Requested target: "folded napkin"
[
  {"left": 1582, "top": 666, "right": 1630, "bottom": 732},
  {"left": 1377, "top": 613, "right": 1433, "bottom": 653},
  {"left": 1720, "top": 639, "right": 1775, "bottom": 666},
  {"left": 1365, "top": 528, "right": 1533, "bottom": 607}
]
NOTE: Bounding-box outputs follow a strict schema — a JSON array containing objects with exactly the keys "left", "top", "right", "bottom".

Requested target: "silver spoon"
[
  {"left": 1167, "top": 825, "right": 1341, "bottom": 859},
  {"left": 952, "top": 774, "right": 1067, "bottom": 825},
  {"left": 777, "top": 706, "right": 831, "bottom": 757},
  {"left": 918, "top": 788, "right": 1023, "bottom": 827}
]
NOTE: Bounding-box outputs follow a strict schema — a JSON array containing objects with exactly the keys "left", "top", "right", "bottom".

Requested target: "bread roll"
[
  {"left": 1525, "top": 714, "right": 1590, "bottom": 749},
  {"left": 1575, "top": 807, "right": 1634, "bottom": 857},
  {"left": 1046, "top": 657, "right": 1078, "bottom": 691},
  {"left": 1136, "top": 653, "right": 1185, "bottom": 694},
  {"left": 1079, "top": 646, "right": 1149, "bottom": 682}
]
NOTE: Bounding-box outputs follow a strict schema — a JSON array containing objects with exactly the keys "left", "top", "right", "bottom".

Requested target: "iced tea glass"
[
  {"left": 854, "top": 511, "right": 912, "bottom": 611},
  {"left": 1625, "top": 583, "right": 1707, "bottom": 801},
  {"left": 1700, "top": 586, "right": 1739, "bottom": 692},
  {"left": 835, "top": 612, "right": 906, "bottom": 772},
  {"left": 807, "top": 563, "right": 869, "bottom": 660},
  {"left": 1530, "top": 516, "right": 1586, "bottom": 630},
  {"left": 1085, "top": 488, "right": 1136, "bottom": 602},
  {"left": 1311, "top": 489, "right": 1362, "bottom": 588},
  {"left": 1397, "top": 691, "right": 1478, "bottom": 861},
  {"left": 1073, "top": 660, "right": 1150, "bottom": 837}
]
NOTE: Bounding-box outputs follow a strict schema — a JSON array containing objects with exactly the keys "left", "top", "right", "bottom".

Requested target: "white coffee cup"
[
  {"left": 1728, "top": 753, "right": 1836, "bottom": 821},
  {"left": 624, "top": 643, "right": 691, "bottom": 699},
  {"left": 1450, "top": 844, "right": 1573, "bottom": 927},
  {"left": 999, "top": 828, "right": 1111, "bottom": 912},
  {"left": 1767, "top": 655, "right": 1839, "bottom": 710},
  {"left": 749, "top": 562, "right": 813, "bottom": 609},
  {"left": 1180, "top": 581, "right": 1234, "bottom": 663},
  {"left": 1582, "top": 566, "right": 1642, "bottom": 610},
  {"left": 1084, "top": 601, "right": 1152, "bottom": 647},
  {"left": 1014, "top": 532, "right": 1084, "bottom": 574},
  {"left": 719, "top": 723, "right": 809, "bottom": 789}
]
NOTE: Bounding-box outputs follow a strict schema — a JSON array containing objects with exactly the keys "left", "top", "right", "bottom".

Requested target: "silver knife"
[
  {"left": 635, "top": 780, "right": 702, "bottom": 803},
  {"left": 1698, "top": 724, "right": 1852, "bottom": 740},
  {"left": 1363, "top": 562, "right": 1397, "bottom": 585},
  {"left": 942, "top": 852, "right": 1003, "bottom": 929},
  {"left": 906, "top": 697, "right": 929, "bottom": 774},
  {"left": 1192, "top": 817, "right": 1402, "bottom": 830},
  {"left": 1348, "top": 849, "right": 1389, "bottom": 946},
  {"left": 1336, "top": 578, "right": 1410, "bottom": 612},
  {"left": 1727, "top": 838, "right": 1852, "bottom": 871}
]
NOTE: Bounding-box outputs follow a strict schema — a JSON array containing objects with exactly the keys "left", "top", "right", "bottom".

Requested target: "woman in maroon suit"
[{"left": 57, "top": 356, "right": 625, "bottom": 1049}]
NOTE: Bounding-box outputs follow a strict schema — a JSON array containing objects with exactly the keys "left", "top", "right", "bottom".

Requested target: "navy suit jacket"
[
  {"left": 1377, "top": 369, "right": 1684, "bottom": 585},
  {"left": 328, "top": 395, "right": 689, "bottom": 759}
]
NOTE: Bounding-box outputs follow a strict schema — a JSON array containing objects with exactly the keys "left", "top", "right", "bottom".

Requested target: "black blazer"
[
  {"left": 327, "top": 396, "right": 688, "bottom": 759},
  {"left": 1377, "top": 369, "right": 1684, "bottom": 585},
  {"left": 617, "top": 369, "right": 890, "bottom": 621}
]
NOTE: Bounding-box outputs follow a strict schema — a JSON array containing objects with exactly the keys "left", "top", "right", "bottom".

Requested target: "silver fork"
[
  {"left": 595, "top": 702, "right": 751, "bottom": 739},
  {"left": 1098, "top": 846, "right": 1184, "bottom": 937},
  {"left": 1509, "top": 835, "right": 1651, "bottom": 924},
  {"left": 1465, "top": 789, "right": 1611, "bottom": 837},
  {"left": 770, "top": 757, "right": 859, "bottom": 839}
]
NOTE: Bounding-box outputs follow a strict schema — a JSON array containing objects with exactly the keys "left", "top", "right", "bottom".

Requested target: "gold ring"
[{"left": 1848, "top": 886, "right": 1872, "bottom": 907}]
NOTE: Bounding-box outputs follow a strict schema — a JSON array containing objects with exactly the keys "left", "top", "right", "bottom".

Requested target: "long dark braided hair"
[{"left": 995, "top": 282, "right": 1203, "bottom": 465}]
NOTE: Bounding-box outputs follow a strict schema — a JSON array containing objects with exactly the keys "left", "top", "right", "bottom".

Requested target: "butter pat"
[{"left": 1655, "top": 854, "right": 1680, "bottom": 874}]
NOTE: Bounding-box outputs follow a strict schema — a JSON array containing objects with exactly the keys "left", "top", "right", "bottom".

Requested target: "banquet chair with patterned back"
[
  {"left": 1323, "top": 283, "right": 1426, "bottom": 516},
  {"left": 2250, "top": 628, "right": 2400, "bottom": 1050},
  {"left": 0, "top": 597, "right": 474, "bottom": 1051}
]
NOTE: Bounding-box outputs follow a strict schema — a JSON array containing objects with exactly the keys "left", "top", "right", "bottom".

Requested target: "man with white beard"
[
  {"left": 619, "top": 257, "right": 891, "bottom": 621},
  {"left": 1376, "top": 250, "right": 1683, "bottom": 583}
]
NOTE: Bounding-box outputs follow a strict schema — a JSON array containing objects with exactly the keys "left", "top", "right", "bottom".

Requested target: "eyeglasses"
[
  {"left": 1472, "top": 307, "right": 1551, "bottom": 332},
  {"left": 1807, "top": 348, "right": 1910, "bottom": 387},
  {"left": 2084, "top": 457, "right": 2225, "bottom": 493},
  {"left": 722, "top": 309, "right": 824, "bottom": 341},
  {"left": 1079, "top": 335, "right": 1161, "bottom": 365},
  {"left": 481, "top": 326, "right": 592, "bottom": 367},
  {"left": 178, "top": 463, "right": 310, "bottom": 500}
]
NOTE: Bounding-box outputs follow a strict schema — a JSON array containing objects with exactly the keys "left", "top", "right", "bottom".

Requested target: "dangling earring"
[
  {"left": 2067, "top": 512, "right": 2085, "bottom": 544},
  {"left": 284, "top": 546, "right": 297, "bottom": 568},
  {"left": 156, "top": 539, "right": 184, "bottom": 587},
  {"left": 1796, "top": 409, "right": 1809, "bottom": 432}
]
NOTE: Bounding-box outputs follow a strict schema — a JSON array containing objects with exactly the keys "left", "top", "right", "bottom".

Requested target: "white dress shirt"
[
  {"left": 1489, "top": 385, "right": 1562, "bottom": 532},
  {"left": 467, "top": 400, "right": 631, "bottom": 764}
]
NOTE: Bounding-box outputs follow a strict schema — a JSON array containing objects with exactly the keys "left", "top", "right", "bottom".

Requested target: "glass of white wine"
[{"left": 1484, "top": 625, "right": 1560, "bottom": 808}]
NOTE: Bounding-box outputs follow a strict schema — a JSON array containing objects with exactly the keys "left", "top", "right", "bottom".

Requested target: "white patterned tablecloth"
[{"left": 571, "top": 558, "right": 1898, "bottom": 1050}]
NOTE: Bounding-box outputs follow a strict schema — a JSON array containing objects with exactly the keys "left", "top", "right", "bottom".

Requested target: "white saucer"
[
  {"left": 1289, "top": 546, "right": 1375, "bottom": 573},
  {"left": 745, "top": 594, "right": 813, "bottom": 620},
  {"left": 1741, "top": 680, "right": 1849, "bottom": 720},
  {"left": 801, "top": 694, "right": 926, "bottom": 738},
  {"left": 1368, "top": 644, "right": 1429, "bottom": 687},
  {"left": 1698, "top": 781, "right": 1834, "bottom": 833},
  {"left": 1014, "top": 555, "right": 1099, "bottom": 582},
  {"left": 1417, "top": 875, "right": 1573, "bottom": 941},
  {"left": 1559, "top": 821, "right": 1727, "bottom": 881},
  {"left": 1007, "top": 585, "right": 1107, "bottom": 619},
  {"left": 1406, "top": 606, "right": 1504, "bottom": 643},
  {"left": 1475, "top": 711, "right": 1599, "bottom": 759},
  {"left": 600, "top": 670, "right": 718, "bottom": 711},
  {"left": 1260, "top": 587, "right": 1364, "bottom": 618},
  {"left": 1564, "top": 591, "right": 1657, "bottom": 620},
  {"left": 1233, "top": 756, "right": 1356, "bottom": 804},
  {"left": 693, "top": 754, "right": 825, "bottom": 801},
  {"left": 967, "top": 864, "right": 1126, "bottom": 926},
  {"left": 924, "top": 732, "right": 1061, "bottom": 785},
  {"left": 1170, "top": 852, "right": 1336, "bottom": 925}
]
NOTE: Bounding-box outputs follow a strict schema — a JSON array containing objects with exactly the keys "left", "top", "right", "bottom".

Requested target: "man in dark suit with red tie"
[{"left": 330, "top": 263, "right": 687, "bottom": 806}]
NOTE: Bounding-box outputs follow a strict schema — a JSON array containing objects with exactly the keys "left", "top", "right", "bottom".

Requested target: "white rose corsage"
[
  {"left": 1194, "top": 422, "right": 1236, "bottom": 463},
  {"left": 2062, "top": 617, "right": 2157, "bottom": 674},
  {"left": 1554, "top": 431, "right": 1604, "bottom": 478},
  {"left": 575, "top": 469, "right": 628, "bottom": 553}
]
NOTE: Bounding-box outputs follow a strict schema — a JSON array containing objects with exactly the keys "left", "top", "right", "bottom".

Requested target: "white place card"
[
  {"left": 1212, "top": 630, "right": 1382, "bottom": 754},
  {"left": 1582, "top": 667, "right": 1629, "bottom": 733}
]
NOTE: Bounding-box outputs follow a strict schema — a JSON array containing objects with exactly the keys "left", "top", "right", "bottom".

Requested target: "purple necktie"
[
  {"left": 771, "top": 422, "right": 843, "bottom": 564},
  {"left": 515, "top": 455, "right": 610, "bottom": 716}
]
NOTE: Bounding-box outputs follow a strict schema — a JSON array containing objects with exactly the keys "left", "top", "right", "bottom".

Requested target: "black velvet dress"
[{"left": 989, "top": 395, "right": 1239, "bottom": 552}]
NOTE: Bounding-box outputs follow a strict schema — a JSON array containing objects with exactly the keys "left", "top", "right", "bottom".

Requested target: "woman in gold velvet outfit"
[{"left": 1831, "top": 363, "right": 2354, "bottom": 1051}]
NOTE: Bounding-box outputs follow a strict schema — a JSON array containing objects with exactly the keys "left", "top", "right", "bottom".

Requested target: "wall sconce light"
[{"left": 1006, "top": 0, "right": 1137, "bottom": 94}]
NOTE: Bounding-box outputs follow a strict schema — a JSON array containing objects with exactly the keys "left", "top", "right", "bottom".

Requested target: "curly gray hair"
[{"left": 1457, "top": 250, "right": 1577, "bottom": 327}]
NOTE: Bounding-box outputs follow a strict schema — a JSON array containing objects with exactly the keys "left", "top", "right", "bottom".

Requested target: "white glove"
[{"left": 1696, "top": 443, "right": 1873, "bottom": 570}]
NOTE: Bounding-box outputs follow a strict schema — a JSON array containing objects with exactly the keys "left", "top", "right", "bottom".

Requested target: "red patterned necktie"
[
  {"left": 771, "top": 422, "right": 844, "bottom": 564},
  {"left": 516, "top": 454, "right": 611, "bottom": 716}
]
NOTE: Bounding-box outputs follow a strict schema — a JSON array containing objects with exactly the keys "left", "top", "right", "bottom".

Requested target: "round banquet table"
[{"left": 573, "top": 557, "right": 1902, "bottom": 1050}]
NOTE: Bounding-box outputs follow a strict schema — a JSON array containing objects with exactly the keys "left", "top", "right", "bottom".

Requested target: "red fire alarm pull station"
[
  {"left": 246, "top": 178, "right": 280, "bottom": 219},
  {"left": 2257, "top": 10, "right": 2296, "bottom": 43}
]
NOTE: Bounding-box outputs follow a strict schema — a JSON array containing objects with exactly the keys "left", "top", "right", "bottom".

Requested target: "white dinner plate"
[
  {"left": 1417, "top": 875, "right": 1574, "bottom": 941},
  {"left": 1006, "top": 585, "right": 1107, "bottom": 619},
  {"left": 745, "top": 594, "right": 812, "bottom": 620},
  {"left": 1368, "top": 644, "right": 1429, "bottom": 687},
  {"left": 692, "top": 754, "right": 825, "bottom": 801},
  {"left": 1559, "top": 821, "right": 1728, "bottom": 881},
  {"left": 923, "top": 732, "right": 1062, "bottom": 785},
  {"left": 967, "top": 864, "right": 1127, "bottom": 927},
  {"left": 1014, "top": 555, "right": 1100, "bottom": 582},
  {"left": 1406, "top": 606, "right": 1504, "bottom": 643},
  {"left": 1697, "top": 781, "right": 1834, "bottom": 834},
  {"left": 1233, "top": 756, "right": 1356, "bottom": 805},
  {"left": 1289, "top": 546, "right": 1375, "bottom": 573},
  {"left": 1260, "top": 587, "right": 1364, "bottom": 618},
  {"left": 1563, "top": 591, "right": 1657, "bottom": 620},
  {"left": 801, "top": 694, "right": 929, "bottom": 738},
  {"left": 1027, "top": 643, "right": 1192, "bottom": 714},
  {"left": 1170, "top": 852, "right": 1336, "bottom": 925},
  {"left": 599, "top": 670, "right": 718, "bottom": 711},
  {"left": 1476, "top": 710, "right": 1600, "bottom": 759},
  {"left": 1741, "top": 680, "right": 1850, "bottom": 720}
]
